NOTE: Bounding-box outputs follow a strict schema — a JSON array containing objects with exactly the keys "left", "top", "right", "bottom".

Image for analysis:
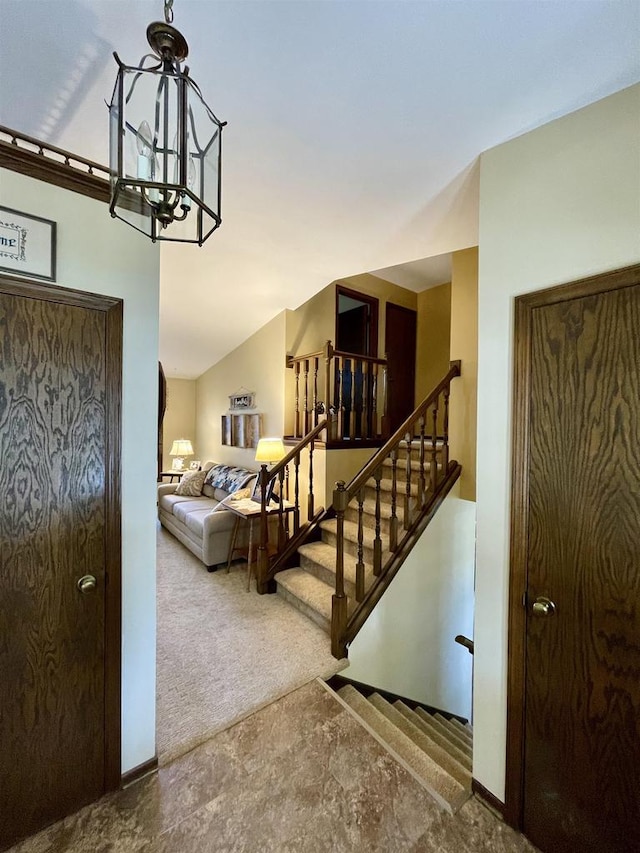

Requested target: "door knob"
[
  {"left": 531, "top": 595, "right": 555, "bottom": 617},
  {"left": 77, "top": 575, "right": 97, "bottom": 595}
]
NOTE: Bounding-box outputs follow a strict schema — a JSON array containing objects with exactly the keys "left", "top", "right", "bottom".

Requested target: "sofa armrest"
[{"left": 157, "top": 483, "right": 178, "bottom": 497}]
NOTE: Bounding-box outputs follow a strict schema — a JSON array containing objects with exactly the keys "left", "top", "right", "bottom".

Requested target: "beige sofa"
[{"left": 158, "top": 461, "right": 257, "bottom": 571}]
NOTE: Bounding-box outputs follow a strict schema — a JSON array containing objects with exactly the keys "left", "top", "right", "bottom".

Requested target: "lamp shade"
[
  {"left": 255, "top": 438, "right": 286, "bottom": 464},
  {"left": 170, "top": 439, "right": 194, "bottom": 457}
]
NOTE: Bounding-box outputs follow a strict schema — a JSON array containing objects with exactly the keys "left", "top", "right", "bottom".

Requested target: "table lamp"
[
  {"left": 169, "top": 438, "right": 194, "bottom": 470},
  {"left": 253, "top": 438, "right": 286, "bottom": 503}
]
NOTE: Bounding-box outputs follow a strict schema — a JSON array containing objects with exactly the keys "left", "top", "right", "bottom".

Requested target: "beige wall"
[
  {"left": 449, "top": 248, "right": 478, "bottom": 501},
  {"left": 475, "top": 83, "right": 640, "bottom": 801},
  {"left": 196, "top": 311, "right": 288, "bottom": 471},
  {"left": 162, "top": 379, "right": 197, "bottom": 470},
  {"left": 1, "top": 168, "right": 160, "bottom": 775},
  {"left": 415, "top": 282, "right": 451, "bottom": 402}
]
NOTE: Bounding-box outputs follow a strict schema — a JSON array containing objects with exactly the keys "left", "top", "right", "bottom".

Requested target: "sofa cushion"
[
  {"left": 173, "top": 498, "right": 217, "bottom": 525},
  {"left": 175, "top": 469, "right": 207, "bottom": 496},
  {"left": 204, "top": 463, "right": 255, "bottom": 494}
]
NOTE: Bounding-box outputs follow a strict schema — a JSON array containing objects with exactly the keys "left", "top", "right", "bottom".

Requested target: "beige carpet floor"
[{"left": 156, "top": 522, "right": 346, "bottom": 764}]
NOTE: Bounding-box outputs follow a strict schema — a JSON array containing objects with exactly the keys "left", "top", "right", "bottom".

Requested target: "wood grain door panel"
[
  {"left": 0, "top": 284, "right": 118, "bottom": 850},
  {"left": 517, "top": 277, "right": 640, "bottom": 852},
  {"left": 385, "top": 303, "right": 417, "bottom": 435}
]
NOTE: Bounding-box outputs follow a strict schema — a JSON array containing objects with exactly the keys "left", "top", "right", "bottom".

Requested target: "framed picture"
[
  {"left": 189, "top": 460, "right": 201, "bottom": 470},
  {"left": 229, "top": 391, "right": 255, "bottom": 410},
  {"left": 251, "top": 476, "right": 275, "bottom": 505},
  {"left": 0, "top": 206, "right": 56, "bottom": 281}
]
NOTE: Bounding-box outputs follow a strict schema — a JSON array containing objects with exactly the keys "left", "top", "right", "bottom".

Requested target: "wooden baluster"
[
  {"left": 294, "top": 361, "right": 300, "bottom": 438},
  {"left": 361, "top": 360, "right": 369, "bottom": 438},
  {"left": 277, "top": 469, "right": 287, "bottom": 548},
  {"left": 442, "top": 385, "right": 450, "bottom": 471},
  {"left": 293, "top": 452, "right": 300, "bottom": 534},
  {"left": 303, "top": 359, "right": 310, "bottom": 434},
  {"left": 336, "top": 356, "right": 344, "bottom": 440},
  {"left": 431, "top": 397, "right": 439, "bottom": 492},
  {"left": 331, "top": 481, "right": 349, "bottom": 659},
  {"left": 307, "top": 440, "right": 315, "bottom": 520},
  {"left": 389, "top": 449, "right": 398, "bottom": 552},
  {"left": 256, "top": 464, "right": 270, "bottom": 593},
  {"left": 373, "top": 467, "right": 383, "bottom": 575},
  {"left": 324, "top": 341, "right": 334, "bottom": 440},
  {"left": 283, "top": 465, "right": 292, "bottom": 539},
  {"left": 356, "top": 487, "right": 365, "bottom": 601},
  {"left": 371, "top": 363, "right": 378, "bottom": 437},
  {"left": 349, "top": 359, "right": 357, "bottom": 440},
  {"left": 381, "top": 360, "right": 389, "bottom": 438},
  {"left": 418, "top": 414, "right": 426, "bottom": 509},
  {"left": 404, "top": 432, "right": 412, "bottom": 529},
  {"left": 312, "top": 357, "right": 319, "bottom": 426}
]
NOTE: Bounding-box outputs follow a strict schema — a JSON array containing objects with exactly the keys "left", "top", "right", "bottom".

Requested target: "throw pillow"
[{"left": 175, "top": 469, "right": 207, "bottom": 497}]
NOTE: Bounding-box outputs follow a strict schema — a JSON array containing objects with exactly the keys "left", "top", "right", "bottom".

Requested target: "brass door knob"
[
  {"left": 531, "top": 595, "right": 556, "bottom": 617},
  {"left": 77, "top": 575, "right": 97, "bottom": 595}
]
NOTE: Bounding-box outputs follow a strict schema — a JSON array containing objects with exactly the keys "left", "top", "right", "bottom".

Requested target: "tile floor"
[{"left": 9, "top": 681, "right": 537, "bottom": 853}]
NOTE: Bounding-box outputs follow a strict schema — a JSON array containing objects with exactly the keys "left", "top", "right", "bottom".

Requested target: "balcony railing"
[{"left": 288, "top": 341, "right": 387, "bottom": 444}]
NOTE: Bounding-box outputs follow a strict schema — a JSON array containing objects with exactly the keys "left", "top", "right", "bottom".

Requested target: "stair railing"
[
  {"left": 288, "top": 340, "right": 388, "bottom": 442},
  {"left": 255, "top": 419, "right": 328, "bottom": 593},
  {"left": 330, "top": 360, "right": 462, "bottom": 658}
]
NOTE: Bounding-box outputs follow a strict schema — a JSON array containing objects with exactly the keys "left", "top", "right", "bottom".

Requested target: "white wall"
[
  {"left": 346, "top": 484, "right": 475, "bottom": 720},
  {"left": 475, "top": 83, "right": 640, "bottom": 800},
  {"left": 0, "top": 169, "right": 160, "bottom": 773}
]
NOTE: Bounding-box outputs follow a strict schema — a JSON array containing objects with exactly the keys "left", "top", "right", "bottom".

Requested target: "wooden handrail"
[
  {"left": 330, "top": 360, "right": 462, "bottom": 658},
  {"left": 346, "top": 360, "right": 461, "bottom": 499},
  {"left": 0, "top": 124, "right": 110, "bottom": 177},
  {"left": 255, "top": 421, "right": 328, "bottom": 593}
]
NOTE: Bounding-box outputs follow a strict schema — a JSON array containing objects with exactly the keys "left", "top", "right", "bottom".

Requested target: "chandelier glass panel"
[{"left": 108, "top": 3, "right": 225, "bottom": 245}]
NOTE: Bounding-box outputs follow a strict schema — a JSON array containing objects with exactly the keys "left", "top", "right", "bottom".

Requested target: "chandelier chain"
[{"left": 164, "top": 0, "right": 174, "bottom": 24}]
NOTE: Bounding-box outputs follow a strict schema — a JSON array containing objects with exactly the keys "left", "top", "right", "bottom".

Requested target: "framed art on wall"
[{"left": 0, "top": 206, "right": 56, "bottom": 281}]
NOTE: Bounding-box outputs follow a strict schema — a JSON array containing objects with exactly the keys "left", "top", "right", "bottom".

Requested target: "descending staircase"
[
  {"left": 275, "top": 447, "right": 431, "bottom": 633},
  {"left": 334, "top": 683, "right": 473, "bottom": 813}
]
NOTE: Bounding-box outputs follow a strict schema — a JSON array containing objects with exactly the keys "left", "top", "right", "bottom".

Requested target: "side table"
[
  {"left": 224, "top": 498, "right": 294, "bottom": 591},
  {"left": 159, "top": 470, "right": 184, "bottom": 483}
]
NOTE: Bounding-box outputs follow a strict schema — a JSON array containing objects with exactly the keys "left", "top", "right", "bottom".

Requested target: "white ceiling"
[{"left": 1, "top": 1, "right": 639, "bottom": 378}]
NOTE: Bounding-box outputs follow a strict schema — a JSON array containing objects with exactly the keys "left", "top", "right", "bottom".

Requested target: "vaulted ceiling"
[{"left": 2, "top": 1, "right": 639, "bottom": 377}]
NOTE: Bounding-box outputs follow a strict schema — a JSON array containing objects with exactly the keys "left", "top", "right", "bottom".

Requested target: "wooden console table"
[{"left": 225, "top": 498, "right": 294, "bottom": 591}]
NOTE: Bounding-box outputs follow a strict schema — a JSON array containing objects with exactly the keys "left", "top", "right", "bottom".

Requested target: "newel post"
[
  {"left": 331, "top": 480, "right": 349, "bottom": 658},
  {"left": 323, "top": 340, "right": 335, "bottom": 441},
  {"left": 256, "top": 464, "right": 270, "bottom": 594}
]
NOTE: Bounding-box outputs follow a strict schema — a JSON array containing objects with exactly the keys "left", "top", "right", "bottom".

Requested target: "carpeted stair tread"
[
  {"left": 345, "top": 496, "right": 397, "bottom": 520},
  {"left": 449, "top": 716, "right": 474, "bottom": 740},
  {"left": 415, "top": 707, "right": 473, "bottom": 756},
  {"left": 381, "top": 456, "right": 441, "bottom": 473},
  {"left": 336, "top": 685, "right": 468, "bottom": 814},
  {"left": 394, "top": 701, "right": 472, "bottom": 771},
  {"left": 436, "top": 713, "right": 473, "bottom": 745},
  {"left": 368, "top": 694, "right": 471, "bottom": 790},
  {"left": 320, "top": 518, "right": 392, "bottom": 555},
  {"left": 276, "top": 568, "right": 332, "bottom": 633},
  {"left": 298, "top": 541, "right": 375, "bottom": 590},
  {"left": 368, "top": 476, "right": 421, "bottom": 497}
]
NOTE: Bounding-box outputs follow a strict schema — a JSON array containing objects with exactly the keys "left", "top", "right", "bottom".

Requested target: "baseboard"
[
  {"left": 325, "top": 674, "right": 469, "bottom": 724},
  {"left": 472, "top": 778, "right": 505, "bottom": 818},
  {"left": 121, "top": 756, "right": 158, "bottom": 788}
]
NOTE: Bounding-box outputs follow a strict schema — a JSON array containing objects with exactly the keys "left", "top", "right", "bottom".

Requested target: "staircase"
[
  {"left": 333, "top": 683, "right": 472, "bottom": 813},
  {"left": 276, "top": 450, "right": 418, "bottom": 632}
]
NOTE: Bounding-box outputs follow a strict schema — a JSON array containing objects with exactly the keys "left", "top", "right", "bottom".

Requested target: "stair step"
[
  {"left": 434, "top": 712, "right": 473, "bottom": 745},
  {"left": 336, "top": 685, "right": 468, "bottom": 813},
  {"left": 394, "top": 701, "right": 472, "bottom": 771},
  {"left": 319, "top": 518, "right": 392, "bottom": 566},
  {"left": 297, "top": 541, "right": 375, "bottom": 599},
  {"left": 434, "top": 712, "right": 473, "bottom": 744},
  {"left": 276, "top": 568, "right": 332, "bottom": 633},
  {"left": 368, "top": 694, "right": 470, "bottom": 789},
  {"left": 448, "top": 716, "right": 474, "bottom": 741},
  {"left": 414, "top": 707, "right": 473, "bottom": 757}
]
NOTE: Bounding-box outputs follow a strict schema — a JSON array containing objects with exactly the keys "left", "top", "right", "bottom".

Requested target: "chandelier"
[{"left": 108, "top": 0, "right": 225, "bottom": 245}]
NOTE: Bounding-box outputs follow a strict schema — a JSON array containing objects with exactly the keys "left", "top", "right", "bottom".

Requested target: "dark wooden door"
[
  {"left": 0, "top": 280, "right": 122, "bottom": 850},
  {"left": 510, "top": 268, "right": 640, "bottom": 853},
  {"left": 385, "top": 303, "right": 417, "bottom": 435}
]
